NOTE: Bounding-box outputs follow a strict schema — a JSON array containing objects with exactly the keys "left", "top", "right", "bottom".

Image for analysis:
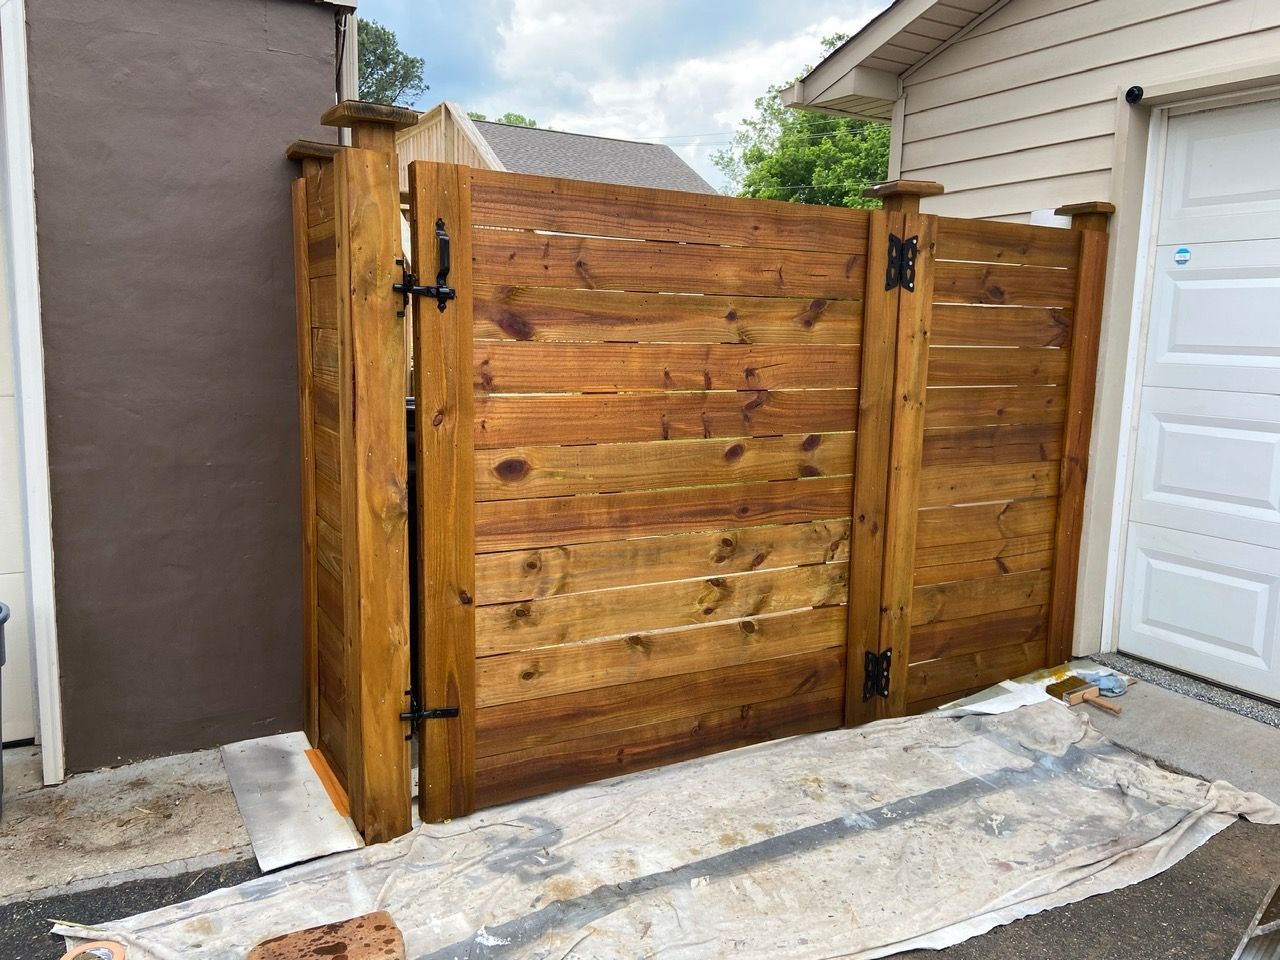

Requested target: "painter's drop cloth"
[{"left": 57, "top": 702, "right": 1280, "bottom": 959}]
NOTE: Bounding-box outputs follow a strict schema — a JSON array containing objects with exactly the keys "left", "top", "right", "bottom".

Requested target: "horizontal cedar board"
[
  {"left": 475, "top": 389, "right": 858, "bottom": 447},
  {"left": 913, "top": 544, "right": 1053, "bottom": 587},
  {"left": 315, "top": 469, "right": 341, "bottom": 531},
  {"left": 912, "top": 569, "right": 1052, "bottom": 626},
  {"left": 316, "top": 517, "right": 343, "bottom": 583},
  {"left": 475, "top": 562, "right": 849, "bottom": 656},
  {"left": 476, "top": 688, "right": 843, "bottom": 807},
  {"left": 475, "top": 342, "right": 860, "bottom": 393},
  {"left": 309, "top": 277, "right": 337, "bottom": 330},
  {"left": 910, "top": 606, "right": 1047, "bottom": 664},
  {"left": 316, "top": 700, "right": 348, "bottom": 785},
  {"left": 476, "top": 605, "right": 846, "bottom": 706},
  {"left": 917, "top": 460, "right": 1059, "bottom": 508},
  {"left": 471, "top": 230, "right": 865, "bottom": 300},
  {"left": 916, "top": 529, "right": 1055, "bottom": 572},
  {"left": 312, "top": 329, "right": 338, "bottom": 392},
  {"left": 475, "top": 432, "right": 855, "bottom": 501},
  {"left": 316, "top": 610, "right": 346, "bottom": 716},
  {"left": 934, "top": 218, "right": 1079, "bottom": 269},
  {"left": 470, "top": 169, "right": 869, "bottom": 253},
  {"left": 916, "top": 496, "right": 1058, "bottom": 549},
  {"left": 475, "top": 476, "right": 853, "bottom": 552},
  {"left": 313, "top": 425, "right": 339, "bottom": 485},
  {"left": 933, "top": 260, "right": 1077, "bottom": 308},
  {"left": 313, "top": 381, "right": 339, "bottom": 430},
  {"left": 475, "top": 519, "right": 852, "bottom": 604},
  {"left": 922, "top": 422, "right": 1062, "bottom": 467},
  {"left": 475, "top": 646, "right": 844, "bottom": 757},
  {"left": 906, "top": 638, "right": 1048, "bottom": 704},
  {"left": 907, "top": 684, "right": 992, "bottom": 715},
  {"left": 927, "top": 347, "right": 1068, "bottom": 386},
  {"left": 930, "top": 304, "right": 1070, "bottom": 348},
  {"left": 923, "top": 385, "right": 1066, "bottom": 428},
  {"left": 306, "top": 219, "right": 335, "bottom": 279},
  {"left": 473, "top": 285, "right": 862, "bottom": 346},
  {"left": 316, "top": 561, "right": 343, "bottom": 629},
  {"left": 305, "top": 158, "right": 335, "bottom": 225}
]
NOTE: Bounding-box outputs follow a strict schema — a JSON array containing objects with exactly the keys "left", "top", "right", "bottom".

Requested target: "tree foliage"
[
  {"left": 357, "top": 19, "right": 428, "bottom": 107},
  {"left": 467, "top": 111, "right": 538, "bottom": 127},
  {"left": 713, "top": 35, "right": 889, "bottom": 208}
]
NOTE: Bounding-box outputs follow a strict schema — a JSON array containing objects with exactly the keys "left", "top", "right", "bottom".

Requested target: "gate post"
[
  {"left": 1047, "top": 201, "right": 1113, "bottom": 666},
  {"left": 848, "top": 180, "right": 943, "bottom": 724}
]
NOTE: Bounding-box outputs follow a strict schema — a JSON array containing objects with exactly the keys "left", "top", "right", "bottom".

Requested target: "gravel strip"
[{"left": 1091, "top": 653, "right": 1280, "bottom": 729}]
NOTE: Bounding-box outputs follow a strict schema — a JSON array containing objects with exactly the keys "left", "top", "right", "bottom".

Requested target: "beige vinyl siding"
[{"left": 901, "top": 0, "right": 1280, "bottom": 219}]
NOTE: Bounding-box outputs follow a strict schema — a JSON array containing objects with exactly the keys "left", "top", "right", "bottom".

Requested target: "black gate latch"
[
  {"left": 863, "top": 649, "right": 892, "bottom": 701},
  {"left": 400, "top": 690, "right": 459, "bottom": 739},
  {"left": 393, "top": 218, "right": 457, "bottom": 316},
  {"left": 885, "top": 233, "right": 918, "bottom": 292}
]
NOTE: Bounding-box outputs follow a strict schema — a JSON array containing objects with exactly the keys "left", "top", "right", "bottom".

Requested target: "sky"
[{"left": 353, "top": 0, "right": 887, "bottom": 191}]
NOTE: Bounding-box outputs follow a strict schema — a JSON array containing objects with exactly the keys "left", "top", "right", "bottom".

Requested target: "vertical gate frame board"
[
  {"left": 879, "top": 212, "right": 937, "bottom": 718},
  {"left": 334, "top": 145, "right": 412, "bottom": 843},
  {"left": 410, "top": 160, "right": 477, "bottom": 822},
  {"left": 291, "top": 176, "right": 319, "bottom": 745},
  {"left": 1048, "top": 203, "right": 1113, "bottom": 665},
  {"left": 847, "top": 209, "right": 902, "bottom": 727}
]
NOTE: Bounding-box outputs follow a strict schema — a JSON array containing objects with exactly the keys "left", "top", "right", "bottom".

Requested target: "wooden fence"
[{"left": 288, "top": 102, "right": 1109, "bottom": 843}]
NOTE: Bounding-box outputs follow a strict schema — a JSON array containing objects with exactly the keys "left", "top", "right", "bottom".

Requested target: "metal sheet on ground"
[
  {"left": 221, "top": 732, "right": 362, "bottom": 872},
  {"left": 65, "top": 704, "right": 1279, "bottom": 959}
]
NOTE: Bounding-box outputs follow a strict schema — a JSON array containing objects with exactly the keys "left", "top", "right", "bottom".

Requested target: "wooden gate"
[{"left": 288, "top": 103, "right": 1110, "bottom": 840}]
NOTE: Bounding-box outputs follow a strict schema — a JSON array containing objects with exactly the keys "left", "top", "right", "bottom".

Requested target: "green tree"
[
  {"left": 467, "top": 111, "right": 538, "bottom": 127},
  {"left": 713, "top": 35, "right": 888, "bottom": 208},
  {"left": 358, "top": 19, "right": 427, "bottom": 107}
]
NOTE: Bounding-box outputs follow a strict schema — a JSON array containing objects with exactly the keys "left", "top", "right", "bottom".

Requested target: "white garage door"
[{"left": 1119, "top": 98, "right": 1280, "bottom": 701}]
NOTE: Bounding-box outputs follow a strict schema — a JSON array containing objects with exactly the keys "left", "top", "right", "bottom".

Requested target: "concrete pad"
[
  {"left": 1083, "top": 682, "right": 1280, "bottom": 803},
  {"left": 0, "top": 748, "right": 251, "bottom": 903}
]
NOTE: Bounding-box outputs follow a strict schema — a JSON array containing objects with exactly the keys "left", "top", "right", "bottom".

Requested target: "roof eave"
[{"left": 782, "top": 64, "right": 900, "bottom": 121}]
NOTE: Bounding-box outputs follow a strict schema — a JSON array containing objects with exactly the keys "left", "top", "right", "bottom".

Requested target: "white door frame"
[
  {"left": 1078, "top": 60, "right": 1280, "bottom": 661},
  {"left": 1, "top": 0, "right": 64, "bottom": 783}
]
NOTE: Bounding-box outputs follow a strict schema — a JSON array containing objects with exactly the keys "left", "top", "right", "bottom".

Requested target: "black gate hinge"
[
  {"left": 863, "top": 649, "right": 892, "bottom": 702},
  {"left": 885, "top": 233, "right": 918, "bottom": 292},
  {"left": 393, "top": 218, "right": 456, "bottom": 316},
  {"left": 400, "top": 689, "right": 459, "bottom": 739}
]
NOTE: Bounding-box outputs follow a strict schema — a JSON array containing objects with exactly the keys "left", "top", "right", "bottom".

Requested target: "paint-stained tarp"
[{"left": 56, "top": 701, "right": 1280, "bottom": 958}]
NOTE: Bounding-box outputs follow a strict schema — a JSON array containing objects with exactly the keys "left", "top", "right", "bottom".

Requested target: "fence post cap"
[
  {"left": 862, "top": 179, "right": 946, "bottom": 201},
  {"left": 286, "top": 139, "right": 341, "bottom": 162},
  {"left": 321, "top": 100, "right": 421, "bottom": 132},
  {"left": 1054, "top": 200, "right": 1116, "bottom": 218}
]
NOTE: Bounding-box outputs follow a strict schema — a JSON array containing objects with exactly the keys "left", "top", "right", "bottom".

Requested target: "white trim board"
[{"left": 1, "top": 0, "right": 64, "bottom": 783}]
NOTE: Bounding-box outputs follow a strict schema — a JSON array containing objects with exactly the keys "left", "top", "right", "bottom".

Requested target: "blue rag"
[{"left": 1079, "top": 671, "right": 1127, "bottom": 698}]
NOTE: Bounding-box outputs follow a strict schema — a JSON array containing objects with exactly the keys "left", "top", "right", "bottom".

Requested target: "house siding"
[
  {"left": 25, "top": 0, "right": 338, "bottom": 770},
  {"left": 900, "top": 0, "right": 1280, "bottom": 219}
]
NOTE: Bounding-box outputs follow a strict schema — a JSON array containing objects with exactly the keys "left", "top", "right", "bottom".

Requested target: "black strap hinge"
[
  {"left": 400, "top": 689, "right": 459, "bottom": 739},
  {"left": 392, "top": 218, "right": 456, "bottom": 316},
  {"left": 863, "top": 649, "right": 892, "bottom": 702},
  {"left": 885, "top": 233, "right": 918, "bottom": 292}
]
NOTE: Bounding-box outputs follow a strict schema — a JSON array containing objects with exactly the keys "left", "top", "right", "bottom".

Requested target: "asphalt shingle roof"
[{"left": 472, "top": 121, "right": 718, "bottom": 194}]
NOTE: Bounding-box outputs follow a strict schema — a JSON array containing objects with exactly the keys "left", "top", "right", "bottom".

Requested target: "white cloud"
[{"left": 467, "top": 2, "right": 882, "bottom": 189}]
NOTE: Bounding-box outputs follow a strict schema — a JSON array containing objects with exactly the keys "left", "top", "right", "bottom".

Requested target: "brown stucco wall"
[{"left": 25, "top": 0, "right": 338, "bottom": 770}]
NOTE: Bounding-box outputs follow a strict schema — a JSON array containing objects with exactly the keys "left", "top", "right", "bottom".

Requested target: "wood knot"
[
  {"left": 496, "top": 311, "right": 535, "bottom": 340},
  {"left": 494, "top": 457, "right": 530, "bottom": 482},
  {"left": 524, "top": 557, "right": 541, "bottom": 572},
  {"left": 800, "top": 464, "right": 821, "bottom": 477},
  {"left": 801, "top": 434, "right": 822, "bottom": 451},
  {"left": 724, "top": 443, "right": 745, "bottom": 463},
  {"left": 458, "top": 590, "right": 472, "bottom": 606},
  {"left": 513, "top": 606, "right": 529, "bottom": 618},
  {"left": 740, "top": 620, "right": 757, "bottom": 635}
]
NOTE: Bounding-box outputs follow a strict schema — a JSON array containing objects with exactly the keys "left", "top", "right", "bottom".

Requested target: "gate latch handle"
[{"left": 392, "top": 218, "right": 457, "bottom": 315}]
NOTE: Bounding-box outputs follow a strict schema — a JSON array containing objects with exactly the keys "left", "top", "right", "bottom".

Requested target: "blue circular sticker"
[{"left": 1174, "top": 247, "right": 1191, "bottom": 265}]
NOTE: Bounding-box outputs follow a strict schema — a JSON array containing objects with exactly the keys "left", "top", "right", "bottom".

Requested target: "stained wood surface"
[
  {"left": 933, "top": 260, "right": 1077, "bottom": 307},
  {"left": 474, "top": 284, "right": 861, "bottom": 345},
  {"left": 411, "top": 161, "right": 477, "bottom": 822},
  {"left": 930, "top": 304, "right": 1070, "bottom": 348},
  {"left": 475, "top": 432, "right": 854, "bottom": 501}
]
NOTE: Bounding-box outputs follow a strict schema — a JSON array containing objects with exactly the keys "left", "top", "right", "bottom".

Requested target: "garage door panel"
[
  {"left": 1131, "top": 387, "right": 1280, "bottom": 546},
  {"left": 1121, "top": 524, "right": 1278, "bottom": 698},
  {"left": 1144, "top": 240, "right": 1280, "bottom": 393},
  {"left": 1159, "top": 99, "right": 1280, "bottom": 244}
]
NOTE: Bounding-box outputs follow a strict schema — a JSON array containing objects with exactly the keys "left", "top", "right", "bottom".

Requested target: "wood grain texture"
[
  {"left": 906, "top": 638, "right": 1047, "bottom": 704},
  {"left": 475, "top": 432, "right": 854, "bottom": 501},
  {"left": 476, "top": 687, "right": 844, "bottom": 807},
  {"left": 912, "top": 569, "right": 1051, "bottom": 626},
  {"left": 1047, "top": 226, "right": 1109, "bottom": 665},
  {"left": 475, "top": 388, "right": 858, "bottom": 447},
  {"left": 926, "top": 346, "right": 1068, "bottom": 386},
  {"left": 923, "top": 385, "right": 1065, "bottom": 428},
  {"left": 921, "top": 422, "right": 1062, "bottom": 467},
  {"left": 472, "top": 229, "right": 866, "bottom": 300},
  {"left": 337, "top": 147, "right": 412, "bottom": 843},
  {"left": 847, "top": 209, "right": 900, "bottom": 727},
  {"left": 474, "top": 342, "right": 860, "bottom": 393},
  {"left": 916, "top": 496, "right": 1058, "bottom": 549},
  {"left": 475, "top": 519, "right": 852, "bottom": 604},
  {"left": 292, "top": 177, "right": 319, "bottom": 746},
  {"left": 935, "top": 217, "right": 1079, "bottom": 268},
  {"left": 411, "top": 160, "right": 477, "bottom": 822},
  {"left": 917, "top": 460, "right": 1059, "bottom": 508},
  {"left": 476, "top": 476, "right": 853, "bottom": 553},
  {"left": 914, "top": 535, "right": 1054, "bottom": 586},
  {"left": 475, "top": 562, "right": 849, "bottom": 656},
  {"left": 933, "top": 260, "right": 1077, "bottom": 308},
  {"left": 470, "top": 168, "right": 870, "bottom": 253},
  {"left": 475, "top": 647, "right": 845, "bottom": 757},
  {"left": 930, "top": 304, "right": 1070, "bottom": 348},
  {"left": 473, "top": 284, "right": 862, "bottom": 345},
  {"left": 909, "top": 606, "right": 1047, "bottom": 664},
  {"left": 880, "top": 211, "right": 938, "bottom": 718},
  {"left": 476, "top": 605, "right": 846, "bottom": 706}
]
